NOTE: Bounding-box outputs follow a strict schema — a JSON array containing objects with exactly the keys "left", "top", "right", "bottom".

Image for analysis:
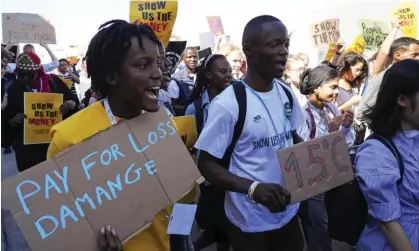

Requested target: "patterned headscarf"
[{"left": 16, "top": 52, "right": 51, "bottom": 93}]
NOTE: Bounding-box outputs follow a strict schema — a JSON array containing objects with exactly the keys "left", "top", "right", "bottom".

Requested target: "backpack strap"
[
  {"left": 278, "top": 82, "right": 294, "bottom": 110},
  {"left": 220, "top": 81, "right": 247, "bottom": 168},
  {"left": 366, "top": 135, "right": 404, "bottom": 185},
  {"left": 305, "top": 107, "right": 316, "bottom": 139},
  {"left": 194, "top": 98, "right": 204, "bottom": 135}
]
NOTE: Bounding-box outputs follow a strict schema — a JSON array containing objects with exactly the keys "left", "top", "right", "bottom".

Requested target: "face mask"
[{"left": 18, "top": 71, "right": 36, "bottom": 82}]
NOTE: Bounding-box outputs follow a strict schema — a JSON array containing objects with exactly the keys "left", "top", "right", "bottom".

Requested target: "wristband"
[
  {"left": 336, "top": 52, "right": 342, "bottom": 56},
  {"left": 247, "top": 181, "right": 260, "bottom": 201}
]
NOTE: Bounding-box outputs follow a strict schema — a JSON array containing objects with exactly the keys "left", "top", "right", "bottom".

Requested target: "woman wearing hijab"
[
  {"left": 4, "top": 51, "right": 79, "bottom": 172},
  {"left": 297, "top": 65, "right": 355, "bottom": 251}
]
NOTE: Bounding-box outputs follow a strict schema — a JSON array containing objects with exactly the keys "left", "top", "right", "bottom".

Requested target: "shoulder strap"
[
  {"left": 194, "top": 98, "right": 204, "bottom": 135},
  {"left": 49, "top": 75, "right": 58, "bottom": 92},
  {"left": 305, "top": 107, "right": 316, "bottom": 139},
  {"left": 220, "top": 81, "right": 247, "bottom": 168},
  {"left": 278, "top": 82, "right": 293, "bottom": 109},
  {"left": 366, "top": 135, "right": 404, "bottom": 185}
]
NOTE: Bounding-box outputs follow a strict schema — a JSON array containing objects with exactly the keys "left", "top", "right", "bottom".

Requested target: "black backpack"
[
  {"left": 325, "top": 134, "right": 404, "bottom": 246},
  {"left": 195, "top": 80, "right": 294, "bottom": 240}
]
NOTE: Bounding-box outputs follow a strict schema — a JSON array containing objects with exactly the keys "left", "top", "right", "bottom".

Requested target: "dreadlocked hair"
[
  {"left": 189, "top": 54, "right": 226, "bottom": 104},
  {"left": 85, "top": 19, "right": 160, "bottom": 97}
]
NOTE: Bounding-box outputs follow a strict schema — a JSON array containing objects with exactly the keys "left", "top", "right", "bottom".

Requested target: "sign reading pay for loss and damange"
[
  {"left": 129, "top": 0, "right": 178, "bottom": 46},
  {"left": 24, "top": 93, "right": 63, "bottom": 145},
  {"left": 2, "top": 108, "right": 201, "bottom": 251},
  {"left": 277, "top": 131, "right": 354, "bottom": 203},
  {"left": 310, "top": 19, "right": 340, "bottom": 48},
  {"left": 2, "top": 13, "right": 56, "bottom": 44}
]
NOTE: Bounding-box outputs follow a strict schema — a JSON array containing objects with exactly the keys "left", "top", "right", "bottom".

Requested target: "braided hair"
[
  {"left": 85, "top": 19, "right": 160, "bottom": 97},
  {"left": 189, "top": 54, "right": 226, "bottom": 104}
]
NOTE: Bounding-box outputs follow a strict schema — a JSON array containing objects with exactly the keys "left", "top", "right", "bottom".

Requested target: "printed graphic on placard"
[
  {"left": 2, "top": 108, "right": 201, "bottom": 251},
  {"left": 24, "top": 92, "right": 63, "bottom": 145},
  {"left": 358, "top": 19, "right": 390, "bottom": 53},
  {"left": 310, "top": 19, "right": 340, "bottom": 48},
  {"left": 344, "top": 35, "right": 367, "bottom": 55},
  {"left": 324, "top": 43, "right": 337, "bottom": 62},
  {"left": 390, "top": 2, "right": 417, "bottom": 39},
  {"left": 2, "top": 13, "right": 56, "bottom": 44},
  {"left": 172, "top": 115, "right": 197, "bottom": 149},
  {"left": 130, "top": 0, "right": 178, "bottom": 46},
  {"left": 277, "top": 131, "right": 354, "bottom": 203},
  {"left": 206, "top": 16, "right": 225, "bottom": 35}
]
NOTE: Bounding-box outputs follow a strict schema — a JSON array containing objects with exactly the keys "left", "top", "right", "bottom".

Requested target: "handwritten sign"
[
  {"left": 129, "top": 0, "right": 178, "bottom": 46},
  {"left": 2, "top": 108, "right": 200, "bottom": 251},
  {"left": 358, "top": 19, "right": 390, "bottom": 53},
  {"left": 277, "top": 131, "right": 353, "bottom": 203},
  {"left": 390, "top": 2, "right": 417, "bottom": 39},
  {"left": 206, "top": 16, "right": 225, "bottom": 35},
  {"left": 24, "top": 93, "right": 63, "bottom": 145},
  {"left": 344, "top": 35, "right": 367, "bottom": 55},
  {"left": 310, "top": 19, "right": 340, "bottom": 48},
  {"left": 2, "top": 13, "right": 56, "bottom": 44},
  {"left": 324, "top": 43, "right": 337, "bottom": 62}
]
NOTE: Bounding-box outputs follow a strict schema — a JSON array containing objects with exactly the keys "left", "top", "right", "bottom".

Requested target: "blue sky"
[{"left": 2, "top": 0, "right": 417, "bottom": 62}]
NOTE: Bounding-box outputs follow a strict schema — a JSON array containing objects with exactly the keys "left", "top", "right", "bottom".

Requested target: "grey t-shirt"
[{"left": 356, "top": 71, "right": 386, "bottom": 120}]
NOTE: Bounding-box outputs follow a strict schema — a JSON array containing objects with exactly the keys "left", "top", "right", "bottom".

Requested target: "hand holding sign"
[
  {"left": 97, "top": 226, "right": 123, "bottom": 251},
  {"left": 253, "top": 183, "right": 291, "bottom": 213}
]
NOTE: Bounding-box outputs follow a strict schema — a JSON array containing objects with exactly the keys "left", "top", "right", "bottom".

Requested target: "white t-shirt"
[
  {"left": 195, "top": 81, "right": 305, "bottom": 232},
  {"left": 167, "top": 80, "right": 180, "bottom": 99}
]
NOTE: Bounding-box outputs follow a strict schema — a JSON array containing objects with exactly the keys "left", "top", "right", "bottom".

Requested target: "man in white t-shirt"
[{"left": 195, "top": 15, "right": 306, "bottom": 251}]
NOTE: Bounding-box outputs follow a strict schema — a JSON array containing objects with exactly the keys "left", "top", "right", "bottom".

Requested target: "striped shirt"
[{"left": 355, "top": 130, "right": 419, "bottom": 251}]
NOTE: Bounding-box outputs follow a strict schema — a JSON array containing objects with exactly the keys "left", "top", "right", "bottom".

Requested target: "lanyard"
[
  {"left": 103, "top": 98, "right": 118, "bottom": 125},
  {"left": 241, "top": 80, "right": 288, "bottom": 141}
]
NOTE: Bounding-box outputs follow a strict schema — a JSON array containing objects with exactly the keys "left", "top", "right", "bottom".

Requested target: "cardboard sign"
[
  {"left": 345, "top": 35, "right": 367, "bottom": 55},
  {"left": 310, "top": 19, "right": 340, "bottom": 48},
  {"left": 24, "top": 93, "right": 63, "bottom": 145},
  {"left": 206, "top": 16, "right": 225, "bottom": 35},
  {"left": 324, "top": 43, "right": 337, "bottom": 62},
  {"left": 2, "top": 13, "right": 56, "bottom": 44},
  {"left": 358, "top": 19, "right": 390, "bottom": 53},
  {"left": 390, "top": 2, "right": 417, "bottom": 39},
  {"left": 171, "top": 115, "right": 197, "bottom": 149},
  {"left": 2, "top": 108, "right": 201, "bottom": 251},
  {"left": 130, "top": 0, "right": 178, "bottom": 46},
  {"left": 277, "top": 131, "right": 354, "bottom": 203}
]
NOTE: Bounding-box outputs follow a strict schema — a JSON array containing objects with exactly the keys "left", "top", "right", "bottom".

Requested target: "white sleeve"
[
  {"left": 167, "top": 80, "right": 180, "bottom": 99},
  {"left": 6, "top": 63, "right": 16, "bottom": 74},
  {"left": 42, "top": 60, "right": 59, "bottom": 73},
  {"left": 194, "top": 101, "right": 236, "bottom": 159},
  {"left": 289, "top": 89, "right": 306, "bottom": 131}
]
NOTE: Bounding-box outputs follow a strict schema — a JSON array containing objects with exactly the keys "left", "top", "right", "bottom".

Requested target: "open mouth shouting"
[{"left": 144, "top": 86, "right": 160, "bottom": 101}]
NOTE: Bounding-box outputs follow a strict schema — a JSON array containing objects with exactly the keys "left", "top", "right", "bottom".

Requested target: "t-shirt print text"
[{"left": 252, "top": 130, "right": 292, "bottom": 150}]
